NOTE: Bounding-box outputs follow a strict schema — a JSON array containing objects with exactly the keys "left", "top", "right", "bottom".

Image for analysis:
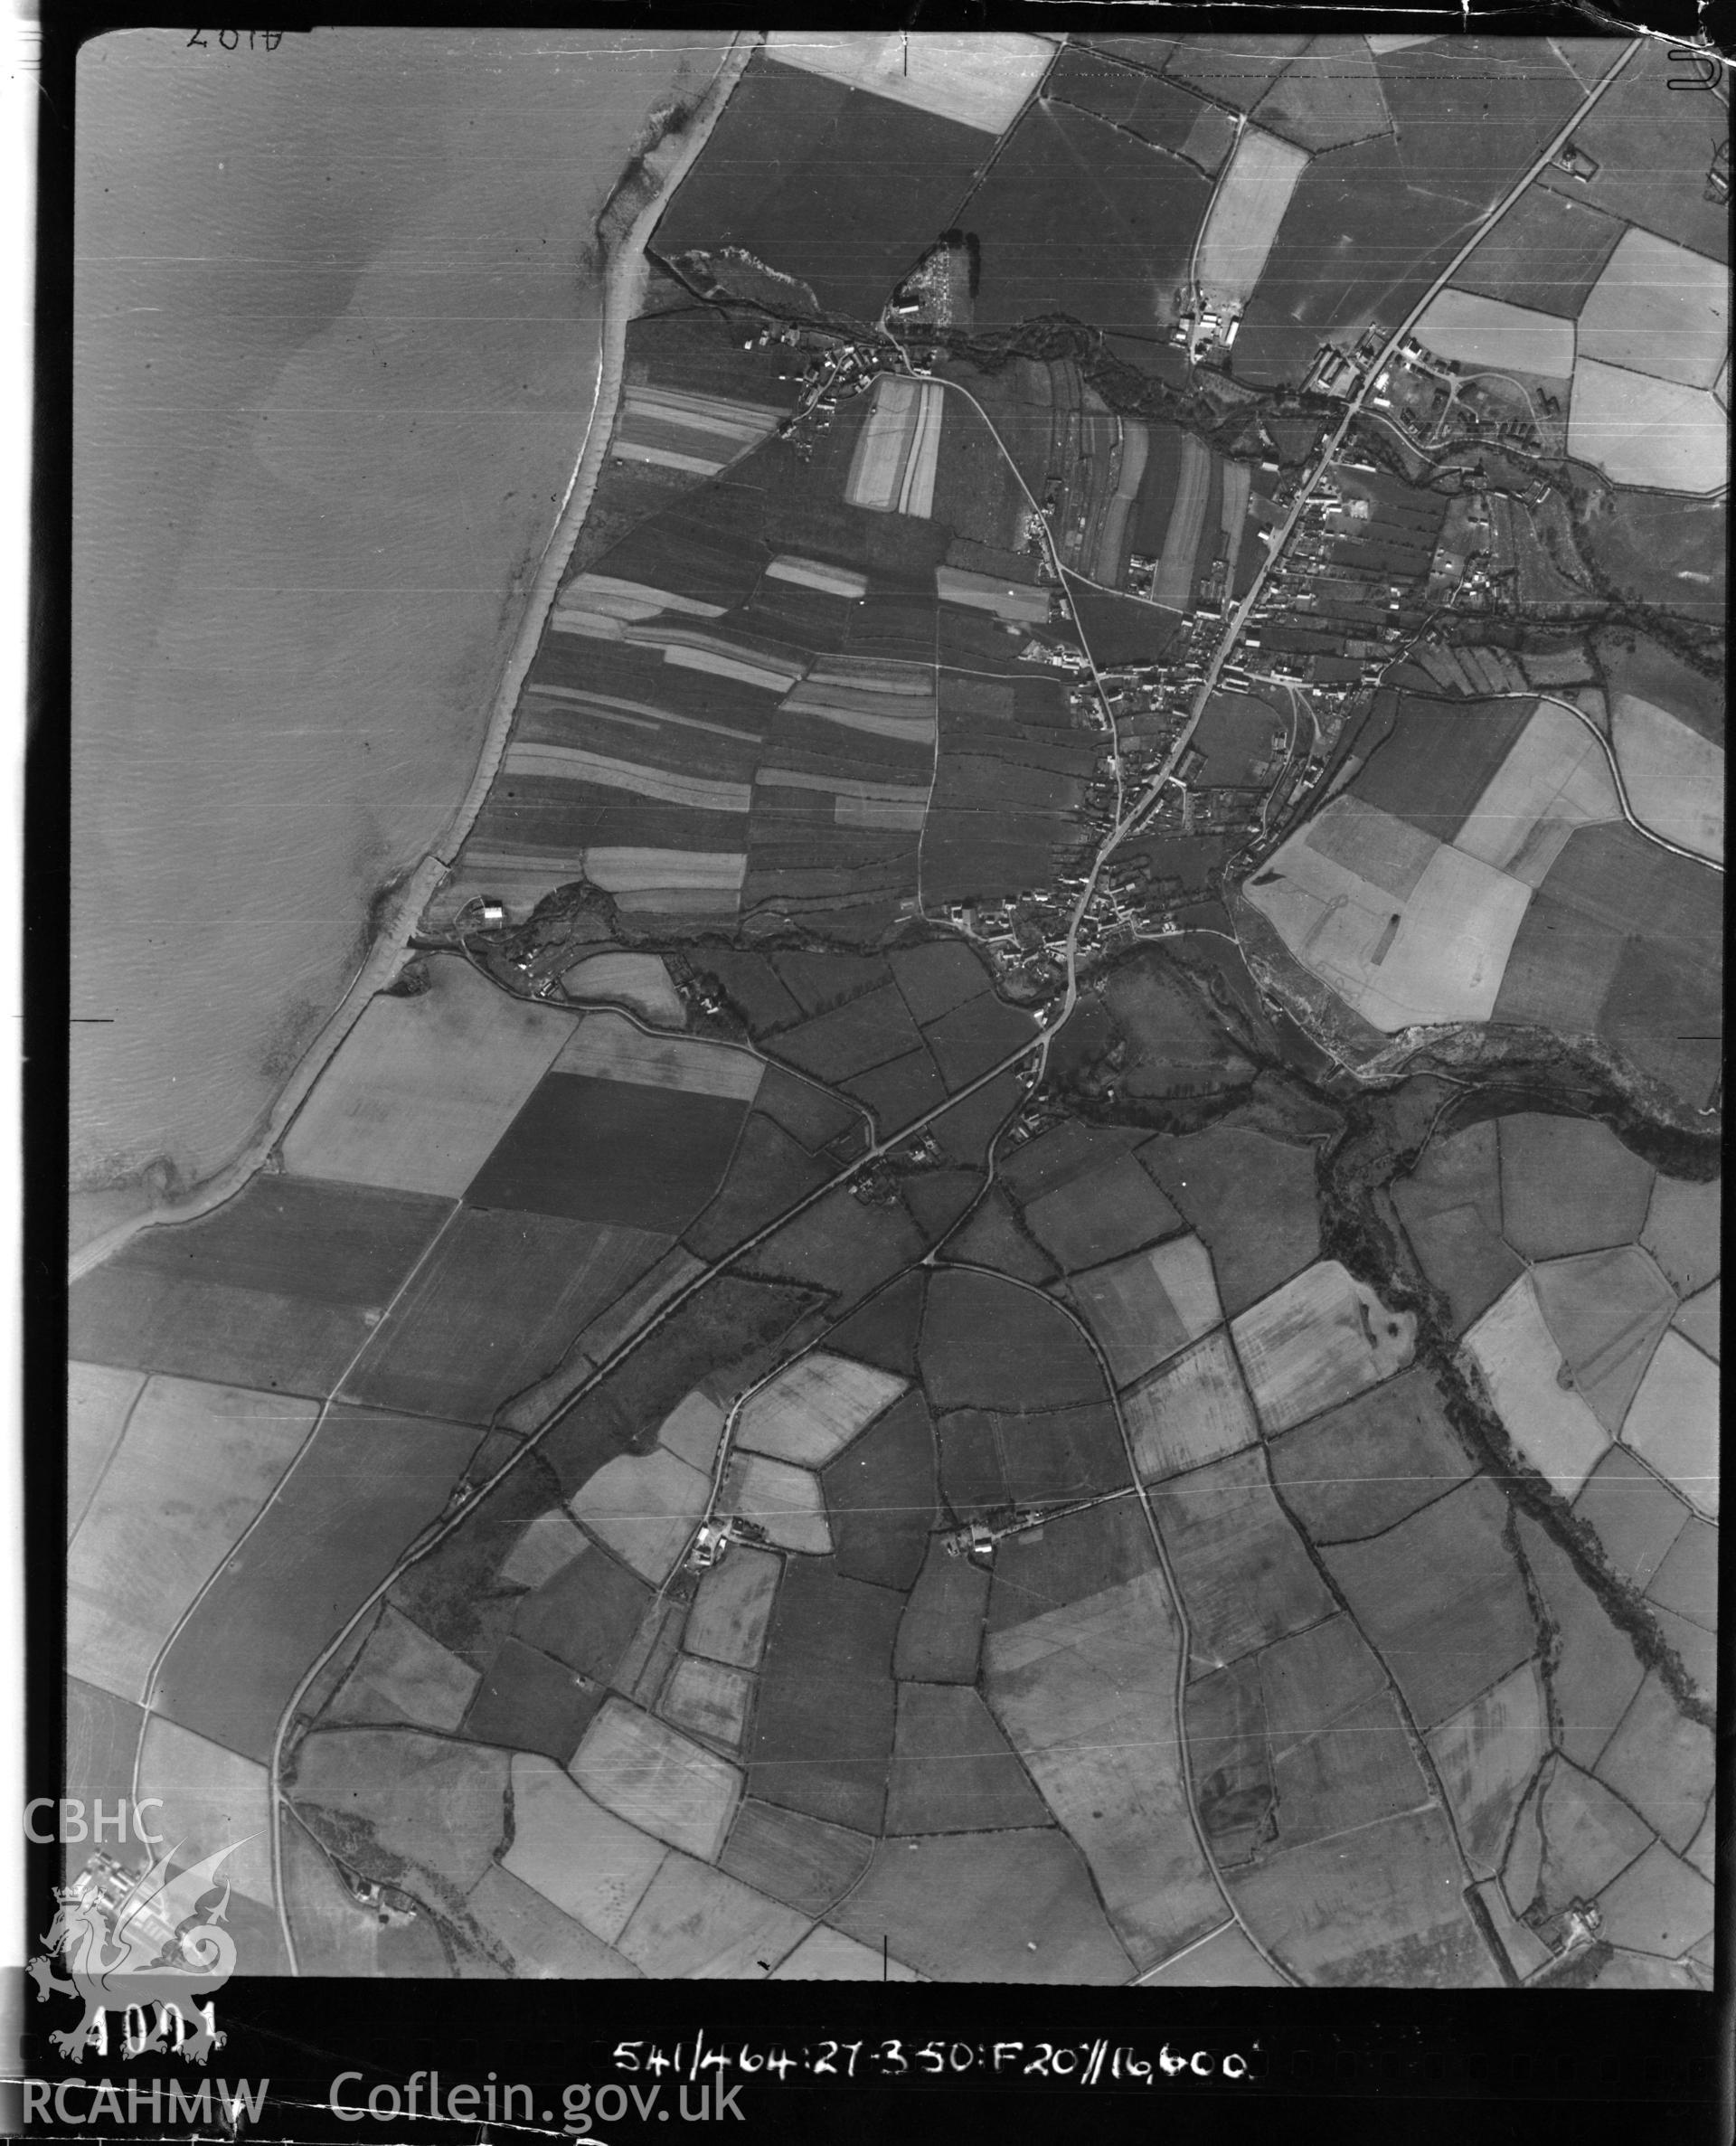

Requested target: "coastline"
[{"left": 69, "top": 32, "right": 759, "bottom": 1287}]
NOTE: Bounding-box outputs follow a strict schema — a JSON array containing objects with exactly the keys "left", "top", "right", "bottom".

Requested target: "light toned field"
[
  {"left": 1150, "top": 1448, "right": 1336, "bottom": 1671},
  {"left": 501, "top": 1508, "right": 590, "bottom": 1588},
  {"left": 571, "top": 1697, "right": 743, "bottom": 1863},
  {"left": 614, "top": 383, "right": 782, "bottom": 476},
  {"left": 561, "top": 571, "right": 727, "bottom": 621},
  {"left": 718, "top": 1453, "right": 833, "bottom": 1554},
  {"left": 662, "top": 1655, "right": 753, "bottom": 1748},
  {"left": 1451, "top": 701, "right": 1619, "bottom": 886},
  {"left": 844, "top": 376, "right": 943, "bottom": 517},
  {"left": 281, "top": 959, "right": 574, "bottom": 1197},
  {"left": 1228, "top": 1807, "right": 1501, "bottom": 1986},
  {"left": 568, "top": 1449, "right": 712, "bottom": 1584},
  {"left": 615, "top": 1849, "right": 811, "bottom": 1977},
  {"left": 1023, "top": 1150, "right": 1183, "bottom": 1272},
  {"left": 1071, "top": 1234, "right": 1223, "bottom": 1387},
  {"left": 764, "top": 555, "right": 870, "bottom": 600},
  {"left": 1577, "top": 228, "right": 1729, "bottom": 389},
  {"left": 555, "top": 1010, "right": 763, "bottom": 1101},
  {"left": 579, "top": 847, "right": 748, "bottom": 896},
  {"left": 1246, "top": 811, "right": 1532, "bottom": 1031},
  {"left": 630, "top": 626, "right": 806, "bottom": 695},
  {"left": 1124, "top": 1332, "right": 1260, "bottom": 1482},
  {"left": 934, "top": 564, "right": 1051, "bottom": 626},
  {"left": 1621, "top": 1332, "right": 1718, "bottom": 1517},
  {"left": 1424, "top": 1660, "right": 1549, "bottom": 1879},
  {"left": 503, "top": 742, "right": 752, "bottom": 815},
  {"left": 501, "top": 1751, "right": 668, "bottom": 1943},
  {"left": 684, "top": 1544, "right": 782, "bottom": 1669},
  {"left": 1196, "top": 128, "right": 1310, "bottom": 308},
  {"left": 1231, "top": 1261, "right": 1415, "bottom": 1435},
  {"left": 138, "top": 1716, "right": 276, "bottom": 1908},
  {"left": 1611, "top": 694, "right": 1725, "bottom": 862},
  {"left": 764, "top": 30, "right": 1052, "bottom": 136},
  {"left": 1417, "top": 288, "right": 1575, "bottom": 377},
  {"left": 464, "top": 1863, "right": 642, "bottom": 1978},
  {"left": 1140, "top": 1922, "right": 1287, "bottom": 1986},
  {"left": 782, "top": 679, "right": 938, "bottom": 745},
  {"left": 1093, "top": 421, "right": 1148, "bottom": 584},
  {"left": 835, "top": 795, "right": 929, "bottom": 832},
  {"left": 68, "top": 1375, "right": 313, "bottom": 1704},
  {"left": 1642, "top": 1174, "right": 1721, "bottom": 1297},
  {"left": 1674, "top": 1282, "right": 1720, "bottom": 1361},
  {"left": 1594, "top": 1839, "right": 1714, "bottom": 1958},
  {"left": 1531, "top": 1245, "right": 1677, "bottom": 1432},
  {"left": 1499, "top": 1114, "right": 1656, "bottom": 1260},
  {"left": 1154, "top": 433, "right": 1212, "bottom": 612},
  {"left": 67, "top": 1360, "right": 145, "bottom": 1542},
  {"left": 326, "top": 1605, "right": 478, "bottom": 1732},
  {"left": 761, "top": 767, "right": 929, "bottom": 807},
  {"left": 561, "top": 952, "right": 686, "bottom": 1026},
  {"left": 770, "top": 1925, "right": 921, "bottom": 1980},
  {"left": 985, "top": 1571, "right": 1224, "bottom": 1970},
  {"left": 737, "top": 1351, "right": 908, "bottom": 1466},
  {"left": 1567, "top": 362, "right": 1727, "bottom": 494},
  {"left": 1466, "top": 1277, "right": 1613, "bottom": 1496},
  {"left": 280, "top": 1814, "right": 381, "bottom": 1974},
  {"left": 658, "top": 1390, "right": 727, "bottom": 1471}
]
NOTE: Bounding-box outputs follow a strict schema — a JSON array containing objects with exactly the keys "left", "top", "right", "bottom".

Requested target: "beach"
[{"left": 71, "top": 27, "right": 731, "bottom": 1243}]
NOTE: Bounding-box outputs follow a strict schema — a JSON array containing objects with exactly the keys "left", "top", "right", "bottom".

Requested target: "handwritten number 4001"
[{"left": 187, "top": 29, "right": 284, "bottom": 49}]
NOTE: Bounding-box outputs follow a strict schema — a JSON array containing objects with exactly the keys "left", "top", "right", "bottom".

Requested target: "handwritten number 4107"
[{"left": 187, "top": 29, "right": 285, "bottom": 49}]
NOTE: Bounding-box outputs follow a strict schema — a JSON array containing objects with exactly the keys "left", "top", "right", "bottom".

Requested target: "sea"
[{"left": 71, "top": 27, "right": 728, "bottom": 1224}]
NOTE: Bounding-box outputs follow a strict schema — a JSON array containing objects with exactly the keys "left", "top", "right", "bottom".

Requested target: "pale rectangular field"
[
  {"left": 1195, "top": 128, "right": 1310, "bottom": 308},
  {"left": 1123, "top": 1331, "right": 1260, "bottom": 1482},
  {"left": 571, "top": 1697, "right": 744, "bottom": 1864},
  {"left": 1418, "top": 288, "right": 1575, "bottom": 377},
  {"left": 503, "top": 742, "right": 751, "bottom": 816},
  {"left": 555, "top": 1010, "right": 764, "bottom": 1101},
  {"left": 718, "top": 1452, "right": 833, "bottom": 1555},
  {"left": 1675, "top": 1282, "right": 1720, "bottom": 1361},
  {"left": 568, "top": 1449, "right": 712, "bottom": 1585},
  {"left": 137, "top": 1715, "right": 277, "bottom": 1911},
  {"left": 1450, "top": 700, "right": 1618, "bottom": 887},
  {"left": 658, "top": 1390, "right": 726, "bottom": 1472},
  {"left": 765, "top": 31, "right": 1052, "bottom": 136},
  {"left": 1622, "top": 1332, "right": 1719, "bottom": 1519},
  {"left": 326, "top": 1604, "right": 478, "bottom": 1734},
  {"left": 844, "top": 376, "right": 944, "bottom": 517},
  {"left": 1069, "top": 1234, "right": 1222, "bottom": 1387},
  {"left": 67, "top": 1375, "right": 313, "bottom": 1704},
  {"left": 281, "top": 959, "right": 575, "bottom": 1197},
  {"left": 583, "top": 847, "right": 748, "bottom": 896},
  {"left": 1576, "top": 228, "right": 1729, "bottom": 389},
  {"left": 1231, "top": 1261, "right": 1415, "bottom": 1435},
  {"left": 934, "top": 564, "right": 1051, "bottom": 626},
  {"left": 764, "top": 555, "right": 870, "bottom": 600},
  {"left": 561, "top": 952, "right": 686, "bottom": 1026},
  {"left": 1611, "top": 694, "right": 1724, "bottom": 863},
  {"left": 1567, "top": 363, "right": 1727, "bottom": 495},
  {"left": 836, "top": 796, "right": 928, "bottom": 832},
  {"left": 736, "top": 1351, "right": 908, "bottom": 1466},
  {"left": 502, "top": 1751, "right": 667, "bottom": 1943},
  {"left": 1303, "top": 793, "right": 1437, "bottom": 902},
  {"left": 1092, "top": 421, "right": 1148, "bottom": 585},
  {"left": 614, "top": 1850, "right": 811, "bottom": 1977},
  {"left": 782, "top": 679, "right": 938, "bottom": 745},
  {"left": 770, "top": 1925, "right": 921, "bottom": 1980},
  {"left": 463, "top": 1863, "right": 640, "bottom": 1977},
  {"left": 562, "top": 571, "right": 727, "bottom": 621},
  {"left": 684, "top": 1545, "right": 782, "bottom": 1669},
  {"left": 1424, "top": 1661, "right": 1549, "bottom": 1880},
  {"left": 67, "top": 1360, "right": 145, "bottom": 1543},
  {"left": 1467, "top": 1279, "right": 1619, "bottom": 1503},
  {"left": 1154, "top": 432, "right": 1212, "bottom": 613},
  {"left": 661, "top": 1656, "right": 753, "bottom": 1748}
]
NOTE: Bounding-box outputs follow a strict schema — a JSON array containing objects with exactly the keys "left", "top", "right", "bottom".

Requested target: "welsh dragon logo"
[{"left": 28, "top": 1842, "right": 241, "bottom": 2066}]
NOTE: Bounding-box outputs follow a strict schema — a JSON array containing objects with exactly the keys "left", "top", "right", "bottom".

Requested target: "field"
[
  {"left": 63, "top": 1679, "right": 145, "bottom": 1887},
  {"left": 820, "top": 1392, "right": 937, "bottom": 1589},
  {"left": 1122, "top": 1332, "right": 1259, "bottom": 1483},
  {"left": 1674, "top": 1284, "right": 1720, "bottom": 1360},
  {"left": 1152, "top": 434, "right": 1212, "bottom": 610},
  {"left": 1450, "top": 701, "right": 1618, "bottom": 886},
  {"left": 1520, "top": 1755, "right": 1653, "bottom": 1918},
  {"left": 513, "top": 1539, "right": 654, "bottom": 1686},
  {"left": 744, "top": 1186, "right": 927, "bottom": 1313},
  {"left": 614, "top": 1852, "right": 811, "bottom": 1978},
  {"left": 1192, "top": 689, "right": 1281, "bottom": 789},
  {"left": 1593, "top": 1842, "right": 1713, "bottom": 1960},
  {"left": 684, "top": 1545, "right": 782, "bottom": 1669},
  {"left": 1577, "top": 227, "right": 1727, "bottom": 390},
  {"left": 828, "top": 1269, "right": 925, "bottom": 1376},
  {"left": 1532, "top": 1245, "right": 1676, "bottom": 1430},
  {"left": 1498, "top": 1113, "right": 1654, "bottom": 1258},
  {"left": 1020, "top": 1151, "right": 1180, "bottom": 1273},
  {"left": 1050, "top": 43, "right": 1218, "bottom": 158},
  {"left": 1424, "top": 1661, "right": 1548, "bottom": 1877},
  {"left": 1147, "top": 1449, "right": 1335, "bottom": 1670},
  {"left": 885, "top": 1682, "right": 1051, "bottom": 1833},
  {"left": 462, "top": 1637, "right": 604, "bottom": 1763},
  {"left": 684, "top": 1116, "right": 830, "bottom": 1261},
  {"left": 769, "top": 984, "right": 924, "bottom": 1082},
  {"left": 561, "top": 953, "right": 684, "bottom": 1026},
  {"left": 1450, "top": 183, "right": 1626, "bottom": 317},
  {"left": 1196, "top": 128, "right": 1310, "bottom": 308},
  {"left": 66, "top": 1360, "right": 143, "bottom": 1542},
  {"left": 341, "top": 1209, "right": 670, "bottom": 1425},
  {"left": 1411, "top": 288, "right": 1574, "bottom": 377},
  {"left": 829, "top": 1829, "right": 1134, "bottom": 1982},
  {"left": 1573, "top": 1445, "right": 1690, "bottom": 1590},
  {"left": 719, "top": 1798, "right": 873, "bottom": 1916},
  {"left": 1611, "top": 695, "right": 1724, "bottom": 861},
  {"left": 893, "top": 1536, "right": 990, "bottom": 1684},
  {"left": 983, "top": 1529, "right": 1224, "bottom": 1969},
  {"left": 281, "top": 960, "right": 575, "bottom": 1198},
  {"left": 557, "top": 1014, "right": 764, "bottom": 1101},
  {"left": 1465, "top": 1278, "right": 1611, "bottom": 1497},
  {"left": 68, "top": 1375, "right": 313, "bottom": 1706},
  {"left": 735, "top": 1350, "right": 907, "bottom": 1467},
  {"left": 1066, "top": 1235, "right": 1222, "bottom": 1386},
  {"left": 919, "top": 1268, "right": 1109, "bottom": 1411},
  {"left": 844, "top": 378, "right": 944, "bottom": 519},
  {"left": 1266, "top": 1367, "right": 1474, "bottom": 1542},
  {"left": 771, "top": 1926, "right": 919, "bottom": 1979},
  {"left": 1141, "top": 1126, "right": 1319, "bottom": 1318},
  {"left": 661, "top": 1656, "right": 752, "bottom": 1749},
  {"left": 939, "top": 1400, "right": 1127, "bottom": 1513},
  {"left": 68, "top": 1177, "right": 453, "bottom": 1399},
  {"left": 890, "top": 940, "right": 993, "bottom": 1024},
  {"left": 1514, "top": 1512, "right": 1646, "bottom": 1771},
  {"left": 1139, "top": 1923, "right": 1286, "bottom": 1986},
  {"left": 920, "top": 991, "right": 1038, "bottom": 1089},
  {"left": 500, "top": 1751, "right": 668, "bottom": 1943},
  {"left": 464, "top": 1863, "right": 639, "bottom": 1978},
  {"left": 610, "top": 383, "right": 782, "bottom": 479},
  {"left": 1643, "top": 1174, "right": 1721, "bottom": 1295},
  {"left": 569, "top": 1447, "right": 711, "bottom": 1584},
  {"left": 1250, "top": 38, "right": 1392, "bottom": 153},
  {"left": 1622, "top": 1334, "right": 1718, "bottom": 1517},
  {"left": 1322, "top": 1476, "right": 1537, "bottom": 1729},
  {"left": 155, "top": 1402, "right": 481, "bottom": 1763},
  {"left": 763, "top": 29, "right": 1052, "bottom": 136},
  {"left": 1591, "top": 1670, "right": 1713, "bottom": 1850},
  {"left": 281, "top": 1813, "right": 385, "bottom": 1974},
  {"left": 1396, "top": 1199, "right": 1523, "bottom": 1336},
  {"left": 748, "top": 1560, "right": 902, "bottom": 1832},
  {"left": 1351, "top": 694, "right": 1534, "bottom": 840},
  {"left": 571, "top": 1697, "right": 742, "bottom": 1863},
  {"left": 1163, "top": 32, "right": 1308, "bottom": 110},
  {"left": 1228, "top": 1808, "right": 1499, "bottom": 1986},
  {"left": 657, "top": 1390, "right": 726, "bottom": 1472},
  {"left": 327, "top": 1605, "right": 478, "bottom": 1732},
  {"left": 1231, "top": 1261, "right": 1414, "bottom": 1435},
  {"left": 138, "top": 1716, "right": 280, "bottom": 1916},
  {"left": 1567, "top": 363, "right": 1725, "bottom": 494},
  {"left": 1575, "top": 491, "right": 1725, "bottom": 614}
]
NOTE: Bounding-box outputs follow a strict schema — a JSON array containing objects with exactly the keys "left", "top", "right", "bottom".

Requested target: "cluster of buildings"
[{"left": 1171, "top": 297, "right": 1243, "bottom": 364}]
